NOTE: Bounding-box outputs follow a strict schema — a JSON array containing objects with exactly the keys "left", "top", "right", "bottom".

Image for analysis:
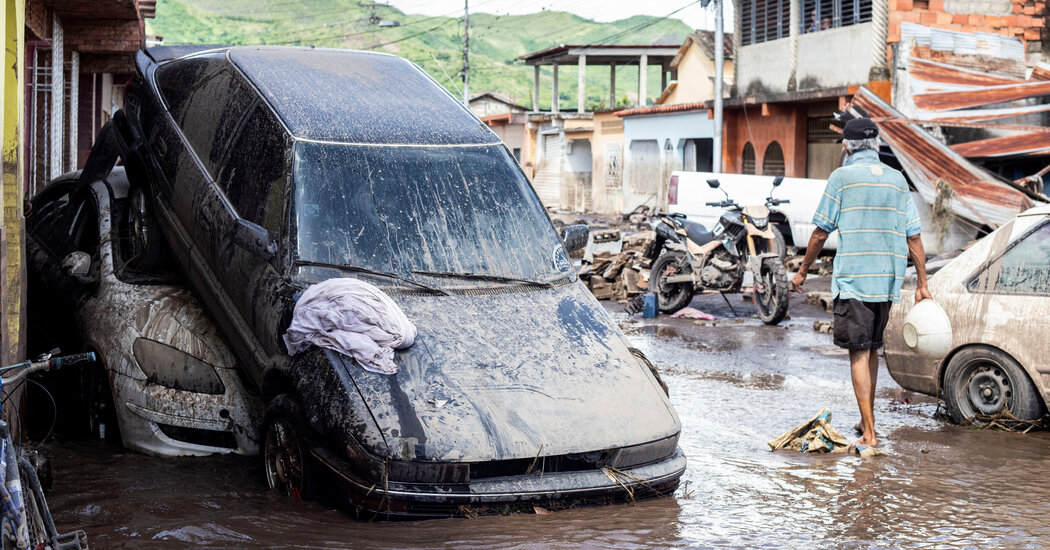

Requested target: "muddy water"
[{"left": 44, "top": 291, "right": 1050, "bottom": 548}]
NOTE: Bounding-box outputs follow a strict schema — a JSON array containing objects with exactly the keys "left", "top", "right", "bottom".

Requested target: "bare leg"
[
  {"left": 868, "top": 349, "right": 879, "bottom": 412},
  {"left": 850, "top": 349, "right": 878, "bottom": 446}
]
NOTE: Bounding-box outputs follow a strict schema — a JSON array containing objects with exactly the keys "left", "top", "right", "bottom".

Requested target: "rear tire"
[
  {"left": 126, "top": 184, "right": 168, "bottom": 271},
  {"left": 754, "top": 257, "right": 789, "bottom": 325},
  {"left": 942, "top": 346, "right": 1045, "bottom": 425},
  {"left": 263, "top": 394, "right": 316, "bottom": 501},
  {"left": 651, "top": 252, "right": 694, "bottom": 313}
]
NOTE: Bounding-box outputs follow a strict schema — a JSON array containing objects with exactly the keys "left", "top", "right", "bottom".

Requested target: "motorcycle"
[{"left": 648, "top": 175, "right": 791, "bottom": 325}]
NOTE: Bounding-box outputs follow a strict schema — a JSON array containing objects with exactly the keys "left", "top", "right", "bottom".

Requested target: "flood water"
[{"left": 42, "top": 289, "right": 1050, "bottom": 548}]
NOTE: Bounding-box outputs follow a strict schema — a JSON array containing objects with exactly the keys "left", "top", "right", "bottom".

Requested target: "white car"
[
  {"left": 26, "top": 168, "right": 261, "bottom": 456},
  {"left": 885, "top": 204, "right": 1050, "bottom": 423}
]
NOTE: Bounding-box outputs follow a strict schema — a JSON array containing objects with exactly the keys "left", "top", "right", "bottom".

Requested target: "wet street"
[{"left": 43, "top": 281, "right": 1050, "bottom": 548}]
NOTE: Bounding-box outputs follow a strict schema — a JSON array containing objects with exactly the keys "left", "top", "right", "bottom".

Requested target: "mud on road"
[{"left": 42, "top": 283, "right": 1050, "bottom": 548}]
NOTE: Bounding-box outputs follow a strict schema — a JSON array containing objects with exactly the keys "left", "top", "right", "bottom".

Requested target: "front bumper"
[{"left": 309, "top": 446, "right": 687, "bottom": 518}]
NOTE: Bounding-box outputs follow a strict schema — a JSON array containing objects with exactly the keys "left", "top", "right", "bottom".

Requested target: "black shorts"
[{"left": 833, "top": 298, "right": 892, "bottom": 350}]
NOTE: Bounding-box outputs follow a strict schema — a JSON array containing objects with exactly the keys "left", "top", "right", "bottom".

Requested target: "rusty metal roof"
[
  {"left": 850, "top": 87, "right": 1035, "bottom": 228},
  {"left": 950, "top": 132, "right": 1050, "bottom": 158}
]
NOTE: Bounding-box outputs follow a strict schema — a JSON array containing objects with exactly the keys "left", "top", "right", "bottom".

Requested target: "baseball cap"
[{"left": 838, "top": 117, "right": 879, "bottom": 142}]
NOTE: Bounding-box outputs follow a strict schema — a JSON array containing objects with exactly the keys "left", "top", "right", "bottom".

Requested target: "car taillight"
[{"left": 668, "top": 175, "right": 678, "bottom": 205}]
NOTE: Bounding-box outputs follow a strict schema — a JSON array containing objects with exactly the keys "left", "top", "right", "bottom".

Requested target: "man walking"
[{"left": 791, "top": 117, "right": 931, "bottom": 447}]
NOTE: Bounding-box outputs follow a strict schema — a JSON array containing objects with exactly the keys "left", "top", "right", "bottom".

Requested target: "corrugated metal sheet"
[
  {"left": 949, "top": 132, "right": 1050, "bottom": 158},
  {"left": 912, "top": 81, "right": 1050, "bottom": 112},
  {"left": 851, "top": 87, "right": 1034, "bottom": 228},
  {"left": 892, "top": 24, "right": 1050, "bottom": 161}
]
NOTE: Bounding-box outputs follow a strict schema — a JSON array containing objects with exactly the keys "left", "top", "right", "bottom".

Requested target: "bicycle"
[{"left": 0, "top": 352, "right": 94, "bottom": 550}]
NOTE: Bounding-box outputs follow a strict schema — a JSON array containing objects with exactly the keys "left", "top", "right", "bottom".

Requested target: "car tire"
[
  {"left": 651, "top": 252, "right": 694, "bottom": 313},
  {"left": 126, "top": 184, "right": 168, "bottom": 271},
  {"left": 942, "top": 346, "right": 1046, "bottom": 425},
  {"left": 263, "top": 394, "right": 316, "bottom": 501}
]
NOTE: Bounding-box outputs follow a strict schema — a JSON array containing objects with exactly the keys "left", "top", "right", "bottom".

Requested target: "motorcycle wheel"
[
  {"left": 651, "top": 252, "right": 694, "bottom": 313},
  {"left": 755, "top": 256, "right": 789, "bottom": 325}
]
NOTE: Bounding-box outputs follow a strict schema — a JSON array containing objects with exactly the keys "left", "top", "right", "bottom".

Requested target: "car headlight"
[
  {"left": 751, "top": 216, "right": 769, "bottom": 229},
  {"left": 132, "top": 338, "right": 225, "bottom": 395}
]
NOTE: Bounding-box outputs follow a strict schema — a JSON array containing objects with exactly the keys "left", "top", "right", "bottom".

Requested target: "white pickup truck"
[
  {"left": 666, "top": 171, "right": 967, "bottom": 255},
  {"left": 666, "top": 171, "right": 839, "bottom": 251}
]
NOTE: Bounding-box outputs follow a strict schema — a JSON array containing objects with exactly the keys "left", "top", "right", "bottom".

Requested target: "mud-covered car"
[
  {"left": 885, "top": 205, "right": 1050, "bottom": 424},
  {"left": 26, "top": 168, "right": 262, "bottom": 456},
  {"left": 101, "top": 45, "right": 684, "bottom": 517}
]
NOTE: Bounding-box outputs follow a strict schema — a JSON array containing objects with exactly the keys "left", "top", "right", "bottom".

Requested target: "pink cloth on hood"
[{"left": 282, "top": 278, "right": 417, "bottom": 375}]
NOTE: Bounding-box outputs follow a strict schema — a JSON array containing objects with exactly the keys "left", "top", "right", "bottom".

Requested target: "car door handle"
[{"left": 154, "top": 139, "right": 167, "bottom": 155}]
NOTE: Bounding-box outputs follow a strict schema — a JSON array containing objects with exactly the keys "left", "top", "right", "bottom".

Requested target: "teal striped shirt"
[{"left": 813, "top": 149, "right": 921, "bottom": 303}]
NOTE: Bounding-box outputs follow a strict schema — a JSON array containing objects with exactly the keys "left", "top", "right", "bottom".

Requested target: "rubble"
[{"left": 579, "top": 230, "right": 658, "bottom": 301}]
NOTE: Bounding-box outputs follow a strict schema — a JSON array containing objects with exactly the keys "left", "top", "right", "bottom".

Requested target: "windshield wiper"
[
  {"left": 296, "top": 260, "right": 450, "bottom": 296},
  {"left": 410, "top": 270, "right": 553, "bottom": 288}
]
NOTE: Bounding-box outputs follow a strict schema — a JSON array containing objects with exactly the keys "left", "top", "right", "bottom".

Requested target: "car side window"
[
  {"left": 218, "top": 104, "right": 289, "bottom": 234},
  {"left": 174, "top": 68, "right": 257, "bottom": 178},
  {"left": 30, "top": 191, "right": 99, "bottom": 261},
  {"left": 968, "top": 222, "right": 1050, "bottom": 295},
  {"left": 155, "top": 57, "right": 224, "bottom": 119}
]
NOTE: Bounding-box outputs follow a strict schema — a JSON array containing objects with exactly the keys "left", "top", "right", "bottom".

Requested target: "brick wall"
[
  {"left": 722, "top": 105, "right": 808, "bottom": 178},
  {"left": 63, "top": 19, "right": 144, "bottom": 54},
  {"left": 889, "top": 1, "right": 1048, "bottom": 55}
]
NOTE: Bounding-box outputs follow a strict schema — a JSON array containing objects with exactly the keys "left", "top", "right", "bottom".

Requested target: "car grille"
[{"left": 157, "top": 424, "right": 237, "bottom": 449}]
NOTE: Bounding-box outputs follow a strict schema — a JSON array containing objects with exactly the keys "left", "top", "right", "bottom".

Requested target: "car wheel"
[
  {"left": 263, "top": 395, "right": 315, "bottom": 501},
  {"left": 127, "top": 185, "right": 168, "bottom": 270},
  {"left": 942, "top": 346, "right": 1046, "bottom": 424}
]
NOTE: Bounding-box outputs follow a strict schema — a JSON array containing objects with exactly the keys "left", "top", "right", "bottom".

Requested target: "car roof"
[{"left": 220, "top": 47, "right": 499, "bottom": 146}]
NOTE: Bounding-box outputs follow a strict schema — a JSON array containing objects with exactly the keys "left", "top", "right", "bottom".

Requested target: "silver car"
[
  {"left": 26, "top": 168, "right": 261, "bottom": 456},
  {"left": 885, "top": 205, "right": 1050, "bottom": 423}
]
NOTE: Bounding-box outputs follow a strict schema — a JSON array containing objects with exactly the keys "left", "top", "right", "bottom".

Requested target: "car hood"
[{"left": 336, "top": 282, "right": 679, "bottom": 463}]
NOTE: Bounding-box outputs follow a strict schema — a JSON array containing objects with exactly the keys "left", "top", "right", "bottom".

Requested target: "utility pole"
[
  {"left": 359, "top": 1, "right": 379, "bottom": 50},
  {"left": 462, "top": 0, "right": 470, "bottom": 105},
  {"left": 713, "top": 0, "right": 724, "bottom": 173}
]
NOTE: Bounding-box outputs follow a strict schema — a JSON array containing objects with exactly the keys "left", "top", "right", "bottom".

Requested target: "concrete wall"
[
  {"left": 796, "top": 23, "right": 875, "bottom": 90},
  {"left": 590, "top": 111, "right": 624, "bottom": 214},
  {"left": 622, "top": 110, "right": 715, "bottom": 212},
  {"left": 663, "top": 41, "right": 734, "bottom": 104},
  {"left": 470, "top": 97, "right": 523, "bottom": 118},
  {"left": 3, "top": 0, "right": 24, "bottom": 368},
  {"left": 737, "top": 23, "right": 873, "bottom": 94}
]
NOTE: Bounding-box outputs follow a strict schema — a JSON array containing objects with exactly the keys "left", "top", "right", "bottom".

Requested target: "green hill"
[{"left": 148, "top": 0, "right": 693, "bottom": 109}]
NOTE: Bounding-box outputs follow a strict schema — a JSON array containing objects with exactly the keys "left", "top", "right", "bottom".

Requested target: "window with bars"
[
  {"left": 742, "top": 142, "right": 756, "bottom": 175},
  {"left": 763, "top": 141, "right": 786, "bottom": 176},
  {"left": 801, "top": 0, "right": 873, "bottom": 34},
  {"left": 807, "top": 116, "right": 839, "bottom": 143},
  {"left": 740, "top": 0, "right": 789, "bottom": 46},
  {"left": 741, "top": 0, "right": 874, "bottom": 45}
]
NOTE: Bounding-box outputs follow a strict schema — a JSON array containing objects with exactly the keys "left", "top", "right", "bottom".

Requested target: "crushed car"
[
  {"left": 93, "top": 45, "right": 685, "bottom": 517},
  {"left": 26, "top": 168, "right": 262, "bottom": 456},
  {"left": 884, "top": 205, "right": 1050, "bottom": 424}
]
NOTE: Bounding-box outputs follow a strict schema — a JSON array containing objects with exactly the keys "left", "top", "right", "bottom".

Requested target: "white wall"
[{"left": 622, "top": 110, "right": 716, "bottom": 212}]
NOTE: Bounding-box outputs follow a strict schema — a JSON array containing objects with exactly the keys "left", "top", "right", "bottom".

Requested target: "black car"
[{"left": 100, "top": 45, "right": 683, "bottom": 517}]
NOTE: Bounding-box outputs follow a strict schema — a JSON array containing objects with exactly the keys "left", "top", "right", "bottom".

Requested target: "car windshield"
[{"left": 292, "top": 143, "right": 572, "bottom": 284}]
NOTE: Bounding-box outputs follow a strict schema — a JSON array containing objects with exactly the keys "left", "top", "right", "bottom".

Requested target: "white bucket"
[{"left": 902, "top": 299, "right": 953, "bottom": 359}]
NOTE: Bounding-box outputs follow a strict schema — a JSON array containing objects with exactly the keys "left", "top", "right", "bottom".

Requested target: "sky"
[{"left": 383, "top": 0, "right": 734, "bottom": 32}]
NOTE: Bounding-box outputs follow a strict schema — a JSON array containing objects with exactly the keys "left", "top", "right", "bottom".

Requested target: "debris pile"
[{"left": 578, "top": 231, "right": 658, "bottom": 301}]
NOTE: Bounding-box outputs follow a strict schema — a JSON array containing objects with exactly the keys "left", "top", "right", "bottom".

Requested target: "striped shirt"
[{"left": 813, "top": 149, "right": 922, "bottom": 303}]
